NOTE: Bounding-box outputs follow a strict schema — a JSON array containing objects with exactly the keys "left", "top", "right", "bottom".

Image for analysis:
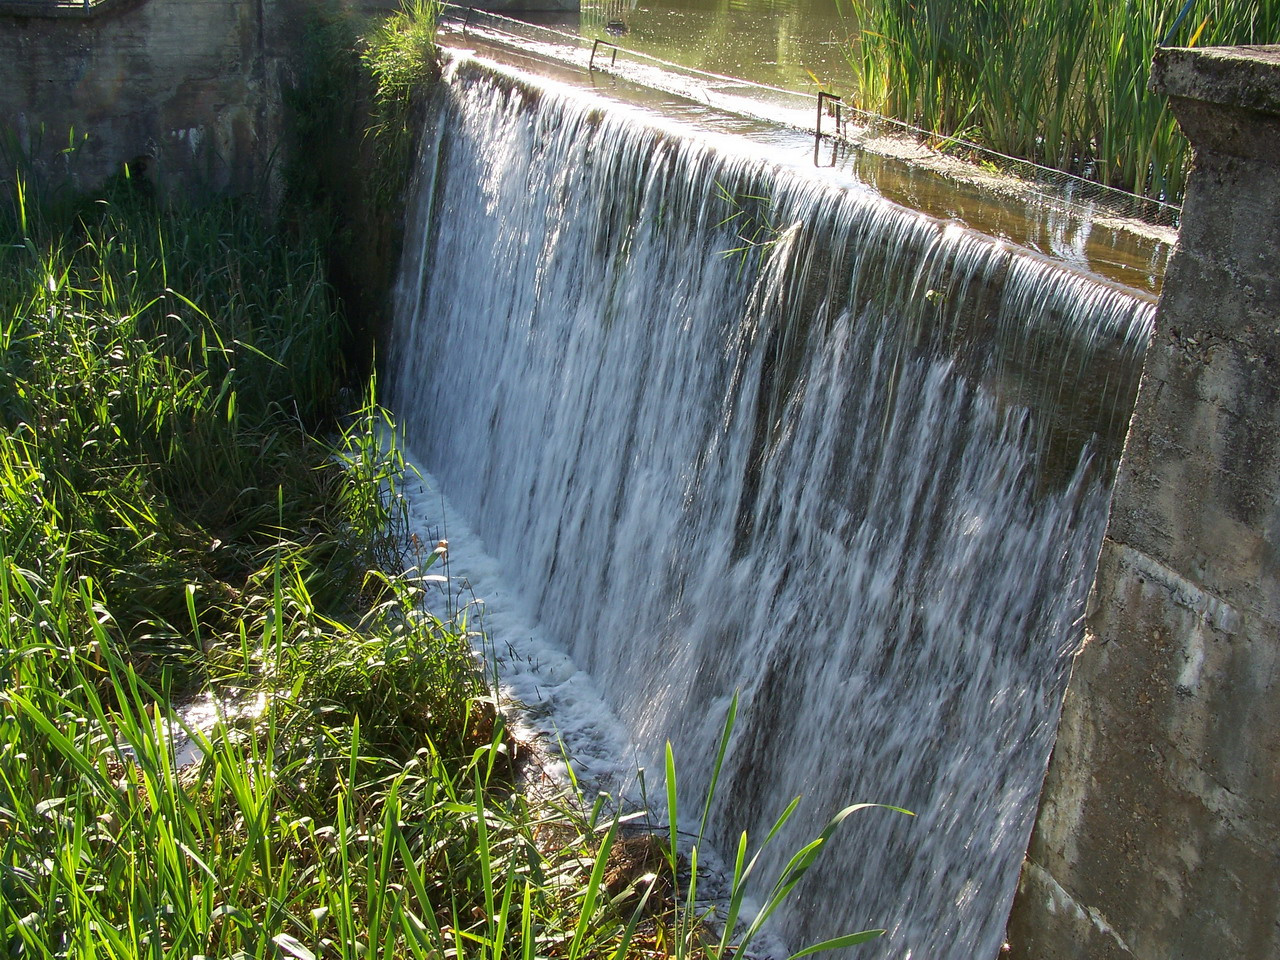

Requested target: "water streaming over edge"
[{"left": 386, "top": 58, "right": 1154, "bottom": 960}]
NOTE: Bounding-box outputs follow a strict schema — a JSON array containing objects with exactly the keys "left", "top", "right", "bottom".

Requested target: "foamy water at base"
[{"left": 401, "top": 451, "right": 638, "bottom": 791}]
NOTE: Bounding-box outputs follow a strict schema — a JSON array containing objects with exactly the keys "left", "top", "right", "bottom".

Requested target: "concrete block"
[{"left": 1010, "top": 45, "right": 1280, "bottom": 960}]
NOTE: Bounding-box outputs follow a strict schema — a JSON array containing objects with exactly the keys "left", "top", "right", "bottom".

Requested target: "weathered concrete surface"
[
  {"left": 0, "top": 0, "right": 308, "bottom": 196},
  {"left": 0, "top": 0, "right": 133, "bottom": 20},
  {"left": 1006, "top": 45, "right": 1280, "bottom": 960}
]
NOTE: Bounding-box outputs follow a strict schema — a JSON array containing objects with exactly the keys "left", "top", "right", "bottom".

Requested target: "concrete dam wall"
[
  {"left": 0, "top": 0, "right": 306, "bottom": 196},
  {"left": 1007, "top": 45, "right": 1280, "bottom": 960}
]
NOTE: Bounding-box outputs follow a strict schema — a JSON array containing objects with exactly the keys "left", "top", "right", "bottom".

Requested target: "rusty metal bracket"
[
  {"left": 814, "top": 91, "right": 845, "bottom": 167},
  {"left": 816, "top": 91, "right": 844, "bottom": 141},
  {"left": 589, "top": 39, "right": 619, "bottom": 72}
]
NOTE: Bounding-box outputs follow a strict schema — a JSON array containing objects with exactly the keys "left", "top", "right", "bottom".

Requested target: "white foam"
[{"left": 400, "top": 447, "right": 640, "bottom": 797}]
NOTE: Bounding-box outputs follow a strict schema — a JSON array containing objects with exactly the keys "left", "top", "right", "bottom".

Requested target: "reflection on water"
[{"left": 535, "top": 0, "right": 853, "bottom": 93}]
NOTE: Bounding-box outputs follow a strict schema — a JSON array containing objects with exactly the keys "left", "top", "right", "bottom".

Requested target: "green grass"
[
  {"left": 0, "top": 177, "right": 365, "bottom": 653},
  {"left": 0, "top": 169, "right": 894, "bottom": 960},
  {"left": 0, "top": 177, "right": 498, "bottom": 958},
  {"left": 842, "top": 0, "right": 1280, "bottom": 203}
]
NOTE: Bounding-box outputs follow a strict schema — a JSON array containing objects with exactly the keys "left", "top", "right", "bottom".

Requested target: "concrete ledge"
[
  {"left": 1152, "top": 45, "right": 1280, "bottom": 115},
  {"left": 1151, "top": 45, "right": 1280, "bottom": 161}
]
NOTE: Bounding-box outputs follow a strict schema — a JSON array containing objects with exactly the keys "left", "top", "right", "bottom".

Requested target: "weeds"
[
  {"left": 0, "top": 181, "right": 353, "bottom": 659},
  {"left": 0, "top": 562, "right": 499, "bottom": 959},
  {"left": 0, "top": 181, "right": 500, "bottom": 955},
  {"left": 715, "top": 183, "right": 783, "bottom": 276}
]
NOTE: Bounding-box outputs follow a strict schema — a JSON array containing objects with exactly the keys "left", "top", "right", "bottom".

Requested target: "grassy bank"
[
  {"left": 0, "top": 183, "right": 592, "bottom": 960},
  {"left": 1, "top": 6, "right": 896, "bottom": 957},
  {"left": 0, "top": 175, "right": 491, "bottom": 956},
  {"left": 843, "top": 0, "right": 1279, "bottom": 204}
]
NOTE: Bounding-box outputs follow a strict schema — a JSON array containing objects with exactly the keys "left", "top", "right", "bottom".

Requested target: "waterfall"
[{"left": 387, "top": 59, "right": 1154, "bottom": 960}]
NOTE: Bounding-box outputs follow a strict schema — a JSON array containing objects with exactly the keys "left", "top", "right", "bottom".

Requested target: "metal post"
[
  {"left": 816, "top": 91, "right": 843, "bottom": 141},
  {"left": 589, "top": 39, "right": 619, "bottom": 72},
  {"left": 815, "top": 91, "right": 843, "bottom": 167}
]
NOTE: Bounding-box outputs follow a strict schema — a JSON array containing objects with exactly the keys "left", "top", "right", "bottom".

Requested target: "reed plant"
[
  {"left": 0, "top": 176, "right": 504, "bottom": 956},
  {"left": 842, "top": 0, "right": 1280, "bottom": 202},
  {"left": 0, "top": 177, "right": 357, "bottom": 655}
]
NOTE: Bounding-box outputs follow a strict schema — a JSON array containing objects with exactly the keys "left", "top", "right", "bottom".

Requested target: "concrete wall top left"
[{"left": 1, "top": 0, "right": 306, "bottom": 197}]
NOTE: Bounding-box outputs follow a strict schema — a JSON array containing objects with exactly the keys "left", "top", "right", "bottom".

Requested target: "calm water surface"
[{"left": 534, "top": 0, "right": 853, "bottom": 93}]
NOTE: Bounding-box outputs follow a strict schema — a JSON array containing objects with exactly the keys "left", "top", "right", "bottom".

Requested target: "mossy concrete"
[
  {"left": 1006, "top": 44, "right": 1280, "bottom": 960},
  {"left": 0, "top": 0, "right": 309, "bottom": 197}
]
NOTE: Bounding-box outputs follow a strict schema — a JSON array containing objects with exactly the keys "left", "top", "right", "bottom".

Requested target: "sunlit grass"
[
  {"left": 842, "top": 0, "right": 1280, "bottom": 203},
  {"left": 0, "top": 178, "right": 500, "bottom": 958}
]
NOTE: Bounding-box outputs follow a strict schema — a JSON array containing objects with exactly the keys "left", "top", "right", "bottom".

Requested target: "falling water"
[{"left": 387, "top": 59, "right": 1154, "bottom": 960}]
